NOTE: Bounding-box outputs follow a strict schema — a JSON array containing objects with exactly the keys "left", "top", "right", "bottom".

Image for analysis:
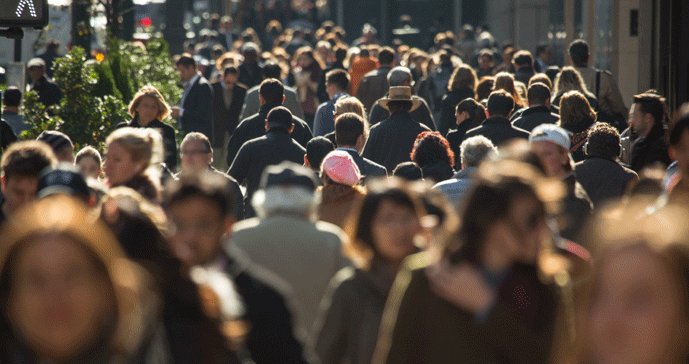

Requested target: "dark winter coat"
[{"left": 362, "top": 111, "right": 431, "bottom": 172}]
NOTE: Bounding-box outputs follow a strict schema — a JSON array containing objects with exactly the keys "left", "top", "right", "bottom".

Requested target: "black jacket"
[
  {"left": 31, "top": 75, "right": 62, "bottom": 107},
  {"left": 464, "top": 116, "right": 530, "bottom": 147},
  {"left": 362, "top": 111, "right": 431, "bottom": 172},
  {"left": 228, "top": 128, "right": 306, "bottom": 218},
  {"left": 630, "top": 123, "right": 671, "bottom": 172},
  {"left": 369, "top": 96, "right": 436, "bottom": 132},
  {"left": 116, "top": 117, "right": 178, "bottom": 171},
  {"left": 420, "top": 161, "right": 455, "bottom": 184},
  {"left": 438, "top": 88, "right": 475, "bottom": 136},
  {"left": 560, "top": 173, "right": 593, "bottom": 243},
  {"left": 514, "top": 66, "right": 535, "bottom": 86},
  {"left": 211, "top": 82, "right": 247, "bottom": 147},
  {"left": 336, "top": 147, "right": 388, "bottom": 181},
  {"left": 181, "top": 74, "right": 214, "bottom": 141},
  {"left": 1, "top": 119, "right": 17, "bottom": 152},
  {"left": 511, "top": 106, "right": 560, "bottom": 132},
  {"left": 574, "top": 157, "right": 638, "bottom": 207},
  {"left": 226, "top": 103, "right": 313, "bottom": 166},
  {"left": 221, "top": 245, "right": 315, "bottom": 364}
]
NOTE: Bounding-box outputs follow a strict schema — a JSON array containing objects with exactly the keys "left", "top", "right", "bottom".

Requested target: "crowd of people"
[{"left": 1, "top": 15, "right": 689, "bottom": 364}]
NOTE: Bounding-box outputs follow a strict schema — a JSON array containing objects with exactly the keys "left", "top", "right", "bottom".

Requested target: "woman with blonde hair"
[
  {"left": 103, "top": 127, "right": 163, "bottom": 203},
  {"left": 559, "top": 90, "right": 597, "bottom": 162},
  {"left": 552, "top": 66, "right": 598, "bottom": 111},
  {"left": 439, "top": 65, "right": 478, "bottom": 136},
  {"left": 493, "top": 72, "right": 526, "bottom": 111},
  {"left": 117, "top": 85, "right": 177, "bottom": 171}
]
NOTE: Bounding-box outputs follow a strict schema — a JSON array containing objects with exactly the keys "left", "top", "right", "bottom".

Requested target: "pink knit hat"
[{"left": 321, "top": 150, "right": 361, "bottom": 186}]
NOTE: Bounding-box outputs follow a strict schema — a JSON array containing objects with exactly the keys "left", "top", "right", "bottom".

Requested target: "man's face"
[
  {"left": 1, "top": 176, "right": 39, "bottom": 215},
  {"left": 540, "top": 46, "right": 553, "bottom": 63},
  {"left": 629, "top": 103, "right": 652, "bottom": 137},
  {"left": 167, "top": 196, "right": 233, "bottom": 268},
  {"left": 181, "top": 140, "right": 212, "bottom": 173},
  {"left": 223, "top": 73, "right": 238, "bottom": 89},
  {"left": 177, "top": 65, "right": 195, "bottom": 82},
  {"left": 28, "top": 66, "right": 45, "bottom": 82}
]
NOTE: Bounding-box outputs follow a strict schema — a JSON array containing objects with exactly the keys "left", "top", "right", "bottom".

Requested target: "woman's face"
[
  {"left": 135, "top": 95, "right": 160, "bottom": 124},
  {"left": 103, "top": 141, "right": 143, "bottom": 187},
  {"left": 76, "top": 156, "right": 101, "bottom": 180},
  {"left": 7, "top": 235, "right": 115, "bottom": 361},
  {"left": 371, "top": 199, "right": 421, "bottom": 265},
  {"left": 587, "top": 245, "right": 686, "bottom": 364},
  {"left": 299, "top": 54, "right": 313, "bottom": 67}
]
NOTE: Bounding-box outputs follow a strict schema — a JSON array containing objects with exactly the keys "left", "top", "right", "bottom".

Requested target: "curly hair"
[
  {"left": 410, "top": 131, "right": 455, "bottom": 167},
  {"left": 586, "top": 122, "right": 620, "bottom": 159}
]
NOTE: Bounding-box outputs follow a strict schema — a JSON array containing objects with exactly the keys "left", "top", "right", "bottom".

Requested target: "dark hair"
[
  {"left": 1, "top": 141, "right": 56, "bottom": 181},
  {"left": 387, "top": 100, "right": 413, "bottom": 113},
  {"left": 176, "top": 54, "right": 196, "bottom": 69},
  {"left": 449, "top": 172, "right": 545, "bottom": 265},
  {"left": 326, "top": 69, "right": 350, "bottom": 92},
  {"left": 545, "top": 66, "right": 561, "bottom": 84},
  {"left": 306, "top": 137, "right": 335, "bottom": 169},
  {"left": 3, "top": 87, "right": 21, "bottom": 107},
  {"left": 568, "top": 39, "right": 589, "bottom": 66},
  {"left": 633, "top": 93, "right": 667, "bottom": 126},
  {"left": 512, "top": 50, "right": 533, "bottom": 67},
  {"left": 259, "top": 78, "right": 285, "bottom": 104},
  {"left": 262, "top": 62, "right": 282, "bottom": 79},
  {"left": 393, "top": 161, "right": 423, "bottom": 181},
  {"left": 411, "top": 131, "right": 455, "bottom": 167},
  {"left": 349, "top": 179, "right": 423, "bottom": 268},
  {"left": 586, "top": 122, "right": 621, "bottom": 159},
  {"left": 669, "top": 103, "right": 689, "bottom": 146},
  {"left": 378, "top": 47, "right": 395, "bottom": 65},
  {"left": 476, "top": 76, "right": 495, "bottom": 101},
  {"left": 487, "top": 90, "right": 515, "bottom": 117},
  {"left": 223, "top": 65, "right": 238, "bottom": 77},
  {"left": 164, "top": 172, "right": 234, "bottom": 218},
  {"left": 334, "top": 46, "right": 348, "bottom": 62},
  {"left": 456, "top": 98, "right": 487, "bottom": 130},
  {"left": 527, "top": 82, "right": 551, "bottom": 106},
  {"left": 535, "top": 43, "right": 550, "bottom": 56},
  {"left": 528, "top": 73, "right": 552, "bottom": 89},
  {"left": 335, "top": 113, "right": 365, "bottom": 146}
]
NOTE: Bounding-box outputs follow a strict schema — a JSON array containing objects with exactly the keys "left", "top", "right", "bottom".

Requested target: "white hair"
[
  {"left": 460, "top": 135, "right": 497, "bottom": 168},
  {"left": 252, "top": 185, "right": 321, "bottom": 220}
]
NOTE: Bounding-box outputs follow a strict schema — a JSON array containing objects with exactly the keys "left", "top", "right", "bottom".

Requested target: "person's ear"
[
  {"left": 670, "top": 146, "right": 678, "bottom": 161},
  {"left": 356, "top": 134, "right": 364, "bottom": 147},
  {"left": 289, "top": 124, "right": 295, "bottom": 134},
  {"left": 304, "top": 155, "right": 310, "bottom": 167},
  {"left": 1, "top": 175, "right": 6, "bottom": 192}
]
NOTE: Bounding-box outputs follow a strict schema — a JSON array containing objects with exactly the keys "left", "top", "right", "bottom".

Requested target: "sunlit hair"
[
  {"left": 105, "top": 127, "right": 163, "bottom": 189},
  {"left": 75, "top": 146, "right": 102, "bottom": 166},
  {"left": 334, "top": 96, "right": 368, "bottom": 128},
  {"left": 552, "top": 66, "right": 594, "bottom": 101},
  {"left": 252, "top": 185, "right": 320, "bottom": 220},
  {"left": 344, "top": 177, "right": 425, "bottom": 270},
  {"left": 475, "top": 76, "right": 495, "bottom": 101},
  {"left": 448, "top": 64, "right": 478, "bottom": 92},
  {"left": 493, "top": 72, "right": 525, "bottom": 108},
  {"left": 410, "top": 131, "right": 455, "bottom": 168},
  {"left": 558, "top": 90, "right": 596, "bottom": 130},
  {"left": 128, "top": 85, "right": 171, "bottom": 121}
]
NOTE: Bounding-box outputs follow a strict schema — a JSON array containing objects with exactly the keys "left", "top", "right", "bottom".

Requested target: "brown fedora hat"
[{"left": 377, "top": 86, "right": 424, "bottom": 112}]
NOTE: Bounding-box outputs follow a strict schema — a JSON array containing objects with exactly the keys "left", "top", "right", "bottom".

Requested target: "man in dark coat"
[
  {"left": 316, "top": 46, "right": 347, "bottom": 103},
  {"left": 171, "top": 54, "right": 214, "bottom": 141},
  {"left": 334, "top": 113, "right": 387, "bottom": 180},
  {"left": 356, "top": 47, "right": 395, "bottom": 113},
  {"left": 237, "top": 42, "right": 264, "bottom": 89},
  {"left": 464, "top": 90, "right": 530, "bottom": 147},
  {"left": 368, "top": 67, "right": 436, "bottom": 131},
  {"left": 512, "top": 50, "right": 536, "bottom": 86},
  {"left": 628, "top": 92, "right": 672, "bottom": 172},
  {"left": 27, "top": 58, "right": 62, "bottom": 108},
  {"left": 512, "top": 82, "right": 560, "bottom": 132},
  {"left": 226, "top": 79, "right": 312, "bottom": 166},
  {"left": 228, "top": 107, "right": 306, "bottom": 218},
  {"left": 240, "top": 62, "right": 305, "bottom": 120},
  {"left": 212, "top": 66, "right": 247, "bottom": 170},
  {"left": 163, "top": 172, "right": 315, "bottom": 364},
  {"left": 575, "top": 123, "right": 638, "bottom": 206},
  {"left": 362, "top": 86, "right": 431, "bottom": 172}
]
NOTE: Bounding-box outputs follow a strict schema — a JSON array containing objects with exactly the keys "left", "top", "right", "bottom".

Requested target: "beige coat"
[{"left": 574, "top": 66, "right": 628, "bottom": 116}]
